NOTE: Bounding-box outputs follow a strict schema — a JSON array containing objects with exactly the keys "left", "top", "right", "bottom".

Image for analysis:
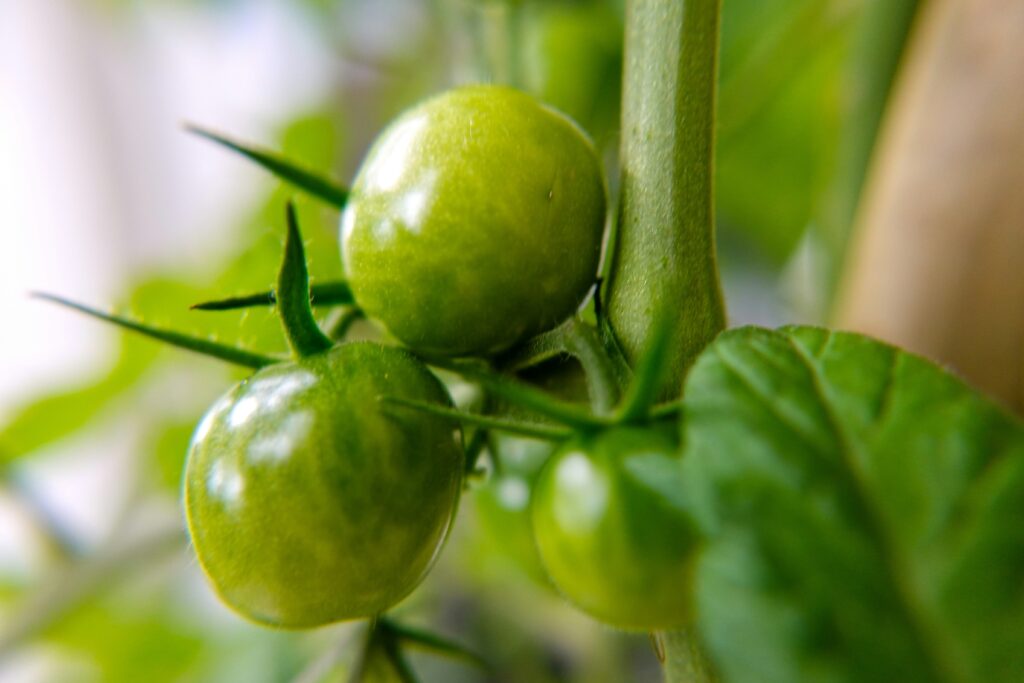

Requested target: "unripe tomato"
[
  {"left": 531, "top": 427, "right": 698, "bottom": 630},
  {"left": 474, "top": 432, "right": 552, "bottom": 583},
  {"left": 341, "top": 85, "right": 607, "bottom": 357},
  {"left": 185, "top": 342, "right": 463, "bottom": 628}
]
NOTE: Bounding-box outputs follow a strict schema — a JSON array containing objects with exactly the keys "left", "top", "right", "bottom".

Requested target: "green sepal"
[
  {"left": 190, "top": 280, "right": 354, "bottom": 311},
  {"left": 380, "top": 396, "right": 569, "bottom": 442},
  {"left": 614, "top": 306, "right": 676, "bottom": 422},
  {"left": 422, "top": 357, "right": 609, "bottom": 432},
  {"left": 461, "top": 425, "right": 490, "bottom": 476},
  {"left": 276, "top": 204, "right": 334, "bottom": 358},
  {"left": 186, "top": 124, "right": 349, "bottom": 208},
  {"left": 31, "top": 293, "right": 277, "bottom": 369},
  {"left": 383, "top": 618, "right": 489, "bottom": 671}
]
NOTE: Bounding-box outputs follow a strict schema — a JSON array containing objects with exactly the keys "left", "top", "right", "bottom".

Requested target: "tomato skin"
[
  {"left": 531, "top": 427, "right": 698, "bottom": 630},
  {"left": 474, "top": 433, "right": 553, "bottom": 583},
  {"left": 341, "top": 85, "right": 607, "bottom": 357},
  {"left": 184, "top": 342, "right": 463, "bottom": 628}
]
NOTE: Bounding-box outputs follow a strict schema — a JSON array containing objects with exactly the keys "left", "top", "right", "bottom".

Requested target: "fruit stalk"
[
  {"left": 606, "top": 0, "right": 726, "bottom": 398},
  {"left": 660, "top": 629, "right": 717, "bottom": 683}
]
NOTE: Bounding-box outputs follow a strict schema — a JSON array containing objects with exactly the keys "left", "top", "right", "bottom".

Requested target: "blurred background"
[{"left": 1, "top": 0, "right": 1021, "bottom": 681}]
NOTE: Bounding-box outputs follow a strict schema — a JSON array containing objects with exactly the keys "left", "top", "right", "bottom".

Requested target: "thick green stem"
[
  {"left": 606, "top": 0, "right": 726, "bottom": 398},
  {"left": 610, "top": 1, "right": 724, "bottom": 680},
  {"left": 660, "top": 629, "right": 718, "bottom": 683}
]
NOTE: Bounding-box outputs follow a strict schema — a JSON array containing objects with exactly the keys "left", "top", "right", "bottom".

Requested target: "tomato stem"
[
  {"left": 424, "top": 357, "right": 610, "bottom": 432},
  {"left": 562, "top": 319, "right": 621, "bottom": 414},
  {"left": 277, "top": 204, "right": 335, "bottom": 358},
  {"left": 497, "top": 317, "right": 622, "bottom": 415},
  {"left": 606, "top": 0, "right": 727, "bottom": 398},
  {"left": 612, "top": 1, "right": 725, "bottom": 680},
  {"left": 659, "top": 628, "right": 718, "bottom": 683},
  {"left": 380, "top": 396, "right": 570, "bottom": 442}
]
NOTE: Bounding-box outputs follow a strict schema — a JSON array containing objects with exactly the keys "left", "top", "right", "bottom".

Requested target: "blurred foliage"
[{"left": 1, "top": 0, "right": 922, "bottom": 681}]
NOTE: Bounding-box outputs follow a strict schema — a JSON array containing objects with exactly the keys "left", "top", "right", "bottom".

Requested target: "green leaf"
[
  {"left": 682, "top": 326, "right": 1024, "bottom": 683},
  {"left": 0, "top": 335, "right": 157, "bottom": 465},
  {"left": 716, "top": 0, "right": 855, "bottom": 263},
  {"left": 46, "top": 604, "right": 205, "bottom": 683},
  {"left": 186, "top": 125, "right": 349, "bottom": 209},
  {"left": 276, "top": 204, "right": 333, "bottom": 357}
]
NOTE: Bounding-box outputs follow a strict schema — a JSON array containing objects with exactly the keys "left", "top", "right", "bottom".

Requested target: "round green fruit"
[
  {"left": 341, "top": 85, "right": 607, "bottom": 357},
  {"left": 474, "top": 433, "right": 552, "bottom": 583},
  {"left": 184, "top": 342, "right": 463, "bottom": 628},
  {"left": 531, "top": 427, "right": 698, "bottom": 630}
]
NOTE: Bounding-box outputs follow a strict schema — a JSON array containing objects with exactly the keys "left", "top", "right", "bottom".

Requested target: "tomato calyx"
[
  {"left": 186, "top": 123, "right": 350, "bottom": 209},
  {"left": 350, "top": 616, "right": 489, "bottom": 681},
  {"left": 276, "top": 203, "right": 334, "bottom": 358}
]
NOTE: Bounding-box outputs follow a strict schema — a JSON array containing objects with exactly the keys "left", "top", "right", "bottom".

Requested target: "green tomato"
[
  {"left": 341, "top": 85, "right": 607, "bottom": 357},
  {"left": 474, "top": 433, "right": 552, "bottom": 583},
  {"left": 531, "top": 427, "right": 698, "bottom": 630},
  {"left": 184, "top": 342, "right": 463, "bottom": 628}
]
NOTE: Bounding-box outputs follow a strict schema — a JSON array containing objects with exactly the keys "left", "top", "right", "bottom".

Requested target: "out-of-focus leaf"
[
  {"left": 522, "top": 0, "right": 623, "bottom": 145},
  {"left": 47, "top": 605, "right": 205, "bottom": 683},
  {"left": 0, "top": 337, "right": 157, "bottom": 466},
  {"left": 0, "top": 522, "right": 186, "bottom": 659},
  {"left": 2, "top": 112, "right": 345, "bottom": 466},
  {"left": 148, "top": 418, "right": 197, "bottom": 495},
  {"left": 716, "top": 0, "right": 855, "bottom": 264},
  {"left": 682, "top": 326, "right": 1024, "bottom": 683}
]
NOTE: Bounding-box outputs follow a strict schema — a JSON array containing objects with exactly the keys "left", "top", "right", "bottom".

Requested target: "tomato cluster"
[{"left": 51, "top": 84, "right": 697, "bottom": 635}]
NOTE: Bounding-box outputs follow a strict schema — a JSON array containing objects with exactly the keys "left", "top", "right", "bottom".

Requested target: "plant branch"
[
  {"left": 606, "top": 0, "right": 727, "bottom": 397},
  {"left": 660, "top": 629, "right": 718, "bottom": 683},
  {"left": 612, "top": 1, "right": 725, "bottom": 680}
]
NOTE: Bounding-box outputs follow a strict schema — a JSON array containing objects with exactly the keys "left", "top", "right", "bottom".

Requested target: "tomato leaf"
[
  {"left": 0, "top": 336, "right": 156, "bottom": 466},
  {"left": 682, "top": 326, "right": 1024, "bottom": 683},
  {"left": 185, "top": 124, "right": 350, "bottom": 209}
]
